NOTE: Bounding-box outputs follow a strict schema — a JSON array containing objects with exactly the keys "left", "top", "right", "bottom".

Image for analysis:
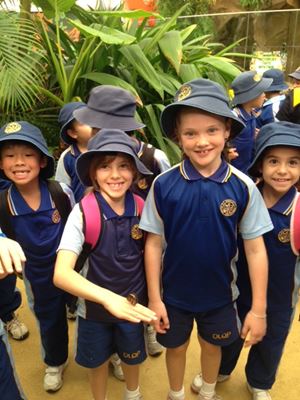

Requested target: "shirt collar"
[
  {"left": 179, "top": 158, "right": 231, "bottom": 183},
  {"left": 95, "top": 191, "right": 136, "bottom": 219},
  {"left": 259, "top": 185, "right": 297, "bottom": 215},
  {"left": 263, "top": 94, "right": 285, "bottom": 107},
  {"left": 70, "top": 143, "right": 81, "bottom": 157}
]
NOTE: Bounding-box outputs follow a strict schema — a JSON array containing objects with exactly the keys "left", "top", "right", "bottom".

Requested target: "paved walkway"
[{"left": 11, "top": 281, "right": 300, "bottom": 399}]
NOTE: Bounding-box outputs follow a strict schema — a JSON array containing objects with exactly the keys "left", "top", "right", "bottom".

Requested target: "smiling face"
[
  {"left": 92, "top": 153, "right": 136, "bottom": 205},
  {"left": 176, "top": 108, "right": 231, "bottom": 177},
  {"left": 0, "top": 142, "right": 46, "bottom": 189},
  {"left": 260, "top": 146, "right": 300, "bottom": 196}
]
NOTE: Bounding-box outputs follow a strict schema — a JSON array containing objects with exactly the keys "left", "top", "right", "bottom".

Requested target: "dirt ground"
[{"left": 10, "top": 280, "right": 300, "bottom": 400}]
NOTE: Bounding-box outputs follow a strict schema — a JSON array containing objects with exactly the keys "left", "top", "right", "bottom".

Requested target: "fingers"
[{"left": 0, "top": 238, "right": 26, "bottom": 278}]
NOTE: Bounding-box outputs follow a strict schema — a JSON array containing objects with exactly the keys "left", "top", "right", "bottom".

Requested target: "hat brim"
[
  {"left": 0, "top": 135, "right": 54, "bottom": 179},
  {"left": 60, "top": 121, "right": 76, "bottom": 145},
  {"left": 264, "top": 83, "right": 288, "bottom": 92},
  {"left": 288, "top": 72, "right": 300, "bottom": 80},
  {"left": 248, "top": 132, "right": 300, "bottom": 176},
  {"left": 74, "top": 107, "right": 145, "bottom": 131},
  {"left": 232, "top": 77, "right": 273, "bottom": 105},
  {"left": 160, "top": 100, "right": 245, "bottom": 139},
  {"left": 76, "top": 143, "right": 152, "bottom": 187}
]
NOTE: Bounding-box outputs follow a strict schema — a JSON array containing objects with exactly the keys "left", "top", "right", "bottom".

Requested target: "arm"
[
  {"left": 55, "top": 151, "right": 71, "bottom": 186},
  {"left": 241, "top": 235, "right": 268, "bottom": 347},
  {"left": 54, "top": 250, "right": 156, "bottom": 324},
  {"left": 0, "top": 236, "right": 26, "bottom": 278},
  {"left": 144, "top": 232, "right": 169, "bottom": 333}
]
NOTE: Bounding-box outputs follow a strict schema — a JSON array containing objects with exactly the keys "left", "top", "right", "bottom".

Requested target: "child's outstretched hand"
[
  {"left": 102, "top": 291, "right": 157, "bottom": 324},
  {"left": 0, "top": 237, "right": 26, "bottom": 279},
  {"left": 240, "top": 310, "right": 267, "bottom": 347},
  {"left": 148, "top": 299, "right": 170, "bottom": 334}
]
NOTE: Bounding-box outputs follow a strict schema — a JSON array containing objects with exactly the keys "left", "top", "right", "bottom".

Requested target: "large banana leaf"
[
  {"left": 68, "top": 20, "right": 136, "bottom": 45},
  {"left": 158, "top": 31, "right": 182, "bottom": 75},
  {"left": 119, "top": 44, "right": 164, "bottom": 99},
  {"left": 32, "top": 0, "right": 76, "bottom": 18},
  {"left": 90, "top": 9, "right": 164, "bottom": 21}
]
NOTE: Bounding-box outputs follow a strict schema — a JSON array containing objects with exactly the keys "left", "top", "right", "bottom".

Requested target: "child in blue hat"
[
  {"left": 256, "top": 69, "right": 288, "bottom": 128},
  {"left": 208, "top": 121, "right": 300, "bottom": 400},
  {"left": 140, "top": 78, "right": 273, "bottom": 400},
  {"left": 230, "top": 70, "right": 273, "bottom": 173},
  {"left": 0, "top": 121, "right": 75, "bottom": 393},
  {"left": 55, "top": 101, "right": 94, "bottom": 203},
  {"left": 0, "top": 234, "right": 27, "bottom": 400},
  {"left": 54, "top": 129, "right": 156, "bottom": 400}
]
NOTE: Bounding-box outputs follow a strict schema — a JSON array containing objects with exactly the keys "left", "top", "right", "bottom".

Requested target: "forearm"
[{"left": 144, "top": 233, "right": 163, "bottom": 302}]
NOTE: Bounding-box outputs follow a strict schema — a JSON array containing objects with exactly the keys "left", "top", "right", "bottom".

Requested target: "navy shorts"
[
  {"left": 75, "top": 317, "right": 147, "bottom": 368},
  {"left": 157, "top": 302, "right": 241, "bottom": 348}
]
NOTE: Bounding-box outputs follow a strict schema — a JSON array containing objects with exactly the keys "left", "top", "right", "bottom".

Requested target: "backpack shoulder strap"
[
  {"left": 290, "top": 191, "right": 300, "bottom": 256},
  {"left": 47, "top": 180, "right": 72, "bottom": 225},
  {"left": 0, "top": 188, "right": 15, "bottom": 240},
  {"left": 133, "top": 193, "right": 144, "bottom": 216}
]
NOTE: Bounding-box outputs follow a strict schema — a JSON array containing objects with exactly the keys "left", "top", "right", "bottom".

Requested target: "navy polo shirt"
[
  {"left": 8, "top": 180, "right": 68, "bottom": 296},
  {"left": 58, "top": 191, "right": 147, "bottom": 322},
  {"left": 230, "top": 107, "right": 257, "bottom": 174},
  {"left": 55, "top": 144, "right": 85, "bottom": 202},
  {"left": 237, "top": 186, "right": 300, "bottom": 311},
  {"left": 256, "top": 95, "right": 286, "bottom": 128},
  {"left": 140, "top": 159, "right": 273, "bottom": 313}
]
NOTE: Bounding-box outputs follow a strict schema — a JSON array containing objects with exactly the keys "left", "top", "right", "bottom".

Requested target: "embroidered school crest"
[
  {"left": 137, "top": 178, "right": 148, "bottom": 190},
  {"left": 131, "top": 224, "right": 143, "bottom": 240},
  {"left": 220, "top": 199, "right": 237, "bottom": 217},
  {"left": 4, "top": 122, "right": 22, "bottom": 134},
  {"left": 253, "top": 73, "right": 262, "bottom": 82},
  {"left": 52, "top": 209, "right": 61, "bottom": 224},
  {"left": 177, "top": 85, "right": 192, "bottom": 101},
  {"left": 278, "top": 228, "right": 290, "bottom": 243}
]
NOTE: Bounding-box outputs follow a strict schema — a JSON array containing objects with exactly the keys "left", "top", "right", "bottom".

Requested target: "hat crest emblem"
[
  {"left": 177, "top": 85, "right": 192, "bottom": 101},
  {"left": 253, "top": 73, "right": 262, "bottom": 82},
  {"left": 4, "top": 122, "right": 22, "bottom": 134}
]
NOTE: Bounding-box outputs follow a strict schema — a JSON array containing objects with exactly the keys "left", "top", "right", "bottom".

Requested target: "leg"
[
  {"left": 198, "top": 336, "right": 221, "bottom": 384},
  {"left": 89, "top": 361, "right": 109, "bottom": 400},
  {"left": 166, "top": 340, "right": 190, "bottom": 391},
  {"left": 122, "top": 363, "right": 140, "bottom": 391}
]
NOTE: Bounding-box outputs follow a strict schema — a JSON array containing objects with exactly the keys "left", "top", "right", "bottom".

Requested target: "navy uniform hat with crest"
[
  {"left": 288, "top": 67, "right": 300, "bottom": 81},
  {"left": 76, "top": 128, "right": 152, "bottom": 187},
  {"left": 74, "top": 85, "right": 145, "bottom": 131},
  {"left": 231, "top": 71, "right": 273, "bottom": 106},
  {"left": 248, "top": 121, "right": 300, "bottom": 177},
  {"left": 0, "top": 121, "right": 55, "bottom": 179},
  {"left": 160, "top": 78, "right": 245, "bottom": 139},
  {"left": 262, "top": 69, "right": 288, "bottom": 92},
  {"left": 58, "top": 101, "right": 86, "bottom": 144}
]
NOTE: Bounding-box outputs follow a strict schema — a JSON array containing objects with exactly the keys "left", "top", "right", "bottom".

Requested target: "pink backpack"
[{"left": 290, "top": 192, "right": 300, "bottom": 256}]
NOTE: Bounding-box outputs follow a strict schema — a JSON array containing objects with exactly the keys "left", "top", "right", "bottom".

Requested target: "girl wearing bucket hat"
[
  {"left": 140, "top": 78, "right": 273, "bottom": 400},
  {"left": 217, "top": 121, "right": 300, "bottom": 400},
  {"left": 0, "top": 121, "right": 75, "bottom": 393},
  {"left": 230, "top": 70, "right": 273, "bottom": 174},
  {"left": 54, "top": 129, "right": 156, "bottom": 400}
]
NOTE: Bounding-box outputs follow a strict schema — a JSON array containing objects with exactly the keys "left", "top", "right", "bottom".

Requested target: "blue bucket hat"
[
  {"left": 248, "top": 121, "right": 300, "bottom": 177},
  {"left": 288, "top": 67, "right": 300, "bottom": 81},
  {"left": 0, "top": 121, "right": 54, "bottom": 179},
  {"left": 262, "top": 69, "right": 288, "bottom": 92},
  {"left": 76, "top": 128, "right": 152, "bottom": 187},
  {"left": 58, "top": 101, "right": 86, "bottom": 144},
  {"left": 160, "top": 78, "right": 245, "bottom": 139},
  {"left": 231, "top": 71, "right": 273, "bottom": 105},
  {"left": 74, "top": 85, "right": 145, "bottom": 132}
]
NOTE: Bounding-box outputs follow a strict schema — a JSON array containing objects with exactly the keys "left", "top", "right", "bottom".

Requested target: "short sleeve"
[
  {"left": 57, "top": 203, "right": 85, "bottom": 254},
  {"left": 139, "top": 180, "right": 164, "bottom": 236}
]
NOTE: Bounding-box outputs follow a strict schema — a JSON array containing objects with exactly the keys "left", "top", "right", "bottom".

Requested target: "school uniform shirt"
[
  {"left": 55, "top": 143, "right": 85, "bottom": 202},
  {"left": 256, "top": 94, "right": 286, "bottom": 128},
  {"left": 237, "top": 185, "right": 300, "bottom": 311},
  {"left": 230, "top": 107, "right": 257, "bottom": 174},
  {"left": 7, "top": 180, "right": 74, "bottom": 298},
  {"left": 139, "top": 159, "right": 273, "bottom": 313},
  {"left": 58, "top": 191, "right": 147, "bottom": 322}
]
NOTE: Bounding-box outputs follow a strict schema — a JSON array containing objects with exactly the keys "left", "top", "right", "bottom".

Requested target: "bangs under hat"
[
  {"left": 231, "top": 71, "right": 272, "bottom": 105},
  {"left": 74, "top": 85, "right": 145, "bottom": 132},
  {"left": 0, "top": 121, "right": 54, "bottom": 179},
  {"left": 248, "top": 121, "right": 300, "bottom": 177},
  {"left": 160, "top": 78, "right": 245, "bottom": 139},
  {"left": 76, "top": 128, "right": 152, "bottom": 187}
]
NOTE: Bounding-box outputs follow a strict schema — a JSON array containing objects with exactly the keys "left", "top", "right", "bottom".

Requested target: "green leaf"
[
  {"left": 179, "top": 64, "right": 202, "bottom": 82},
  {"left": 180, "top": 25, "right": 197, "bottom": 43},
  {"left": 158, "top": 31, "right": 182, "bottom": 75},
  {"left": 119, "top": 44, "right": 164, "bottom": 99},
  {"left": 197, "top": 57, "right": 241, "bottom": 80},
  {"left": 157, "top": 72, "right": 181, "bottom": 96},
  {"left": 89, "top": 9, "right": 164, "bottom": 20},
  {"left": 80, "top": 72, "right": 142, "bottom": 104},
  {"left": 68, "top": 20, "right": 136, "bottom": 45},
  {"left": 32, "top": 0, "right": 76, "bottom": 19}
]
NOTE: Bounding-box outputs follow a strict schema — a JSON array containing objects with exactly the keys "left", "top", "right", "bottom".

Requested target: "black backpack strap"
[
  {"left": 47, "top": 180, "right": 72, "bottom": 225},
  {"left": 0, "top": 189, "right": 15, "bottom": 240}
]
